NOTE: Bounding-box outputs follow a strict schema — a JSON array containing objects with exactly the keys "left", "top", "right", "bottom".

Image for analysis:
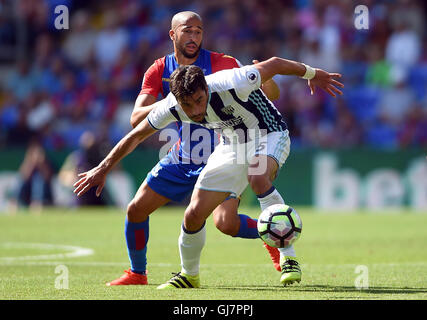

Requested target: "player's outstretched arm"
[
  {"left": 255, "top": 57, "right": 344, "bottom": 98},
  {"left": 130, "top": 94, "right": 157, "bottom": 128},
  {"left": 73, "top": 119, "right": 157, "bottom": 197},
  {"left": 253, "top": 60, "right": 280, "bottom": 101},
  {"left": 261, "top": 78, "right": 280, "bottom": 101}
]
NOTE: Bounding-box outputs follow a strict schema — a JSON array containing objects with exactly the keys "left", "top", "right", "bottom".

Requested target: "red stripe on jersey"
[
  {"left": 139, "top": 57, "right": 165, "bottom": 97},
  {"left": 210, "top": 52, "right": 240, "bottom": 73},
  {"left": 170, "top": 137, "right": 181, "bottom": 154},
  {"left": 168, "top": 121, "right": 182, "bottom": 153}
]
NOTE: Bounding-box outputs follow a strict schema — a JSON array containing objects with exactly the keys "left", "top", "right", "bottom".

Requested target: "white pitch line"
[
  {"left": 0, "top": 242, "right": 94, "bottom": 261},
  {"left": 1, "top": 242, "right": 425, "bottom": 267},
  {"left": 0, "top": 260, "right": 130, "bottom": 267},
  {"left": 0, "top": 260, "right": 426, "bottom": 268}
]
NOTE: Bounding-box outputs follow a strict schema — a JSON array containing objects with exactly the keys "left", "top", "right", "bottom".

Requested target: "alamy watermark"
[
  {"left": 55, "top": 264, "right": 69, "bottom": 289},
  {"left": 54, "top": 5, "right": 69, "bottom": 30},
  {"left": 157, "top": 127, "right": 277, "bottom": 175},
  {"left": 354, "top": 5, "right": 369, "bottom": 30},
  {"left": 354, "top": 265, "right": 369, "bottom": 290}
]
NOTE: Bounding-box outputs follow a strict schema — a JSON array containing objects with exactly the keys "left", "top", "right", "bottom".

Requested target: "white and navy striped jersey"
[{"left": 147, "top": 65, "right": 288, "bottom": 144}]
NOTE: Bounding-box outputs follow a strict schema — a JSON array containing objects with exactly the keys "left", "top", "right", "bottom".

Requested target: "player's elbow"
[
  {"left": 130, "top": 108, "right": 150, "bottom": 128},
  {"left": 259, "top": 57, "right": 282, "bottom": 84},
  {"left": 269, "top": 57, "right": 287, "bottom": 77},
  {"left": 266, "top": 56, "right": 281, "bottom": 67},
  {"left": 130, "top": 113, "right": 139, "bottom": 128},
  {"left": 131, "top": 95, "right": 151, "bottom": 128}
]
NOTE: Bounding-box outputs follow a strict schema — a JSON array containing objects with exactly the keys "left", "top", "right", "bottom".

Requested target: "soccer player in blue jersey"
[
  {"left": 102, "top": 11, "right": 281, "bottom": 285},
  {"left": 73, "top": 56, "right": 343, "bottom": 287}
]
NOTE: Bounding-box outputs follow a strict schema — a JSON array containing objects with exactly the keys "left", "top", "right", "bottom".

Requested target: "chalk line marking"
[
  {"left": 0, "top": 242, "right": 94, "bottom": 262},
  {"left": 0, "top": 258, "right": 426, "bottom": 268}
]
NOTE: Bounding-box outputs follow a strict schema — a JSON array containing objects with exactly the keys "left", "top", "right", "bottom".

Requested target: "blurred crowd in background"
[{"left": 0, "top": 0, "right": 426, "bottom": 153}]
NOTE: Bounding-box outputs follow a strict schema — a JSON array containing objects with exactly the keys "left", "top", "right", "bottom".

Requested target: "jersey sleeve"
[
  {"left": 139, "top": 58, "right": 164, "bottom": 97},
  {"left": 207, "top": 65, "right": 261, "bottom": 101},
  {"left": 146, "top": 93, "right": 178, "bottom": 130},
  {"left": 234, "top": 58, "right": 244, "bottom": 67},
  {"left": 210, "top": 52, "right": 241, "bottom": 73}
]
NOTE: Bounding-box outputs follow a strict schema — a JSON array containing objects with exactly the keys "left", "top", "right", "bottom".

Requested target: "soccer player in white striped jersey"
[{"left": 73, "top": 56, "right": 343, "bottom": 287}]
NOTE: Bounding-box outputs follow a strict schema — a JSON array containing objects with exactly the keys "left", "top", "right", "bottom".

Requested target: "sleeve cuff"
[{"left": 147, "top": 117, "right": 160, "bottom": 130}]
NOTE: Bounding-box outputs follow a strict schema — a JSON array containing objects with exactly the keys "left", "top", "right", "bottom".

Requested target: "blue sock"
[
  {"left": 125, "top": 217, "right": 149, "bottom": 275},
  {"left": 233, "top": 214, "right": 260, "bottom": 239}
]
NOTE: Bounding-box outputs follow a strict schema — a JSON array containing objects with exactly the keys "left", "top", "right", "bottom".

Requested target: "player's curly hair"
[{"left": 170, "top": 65, "right": 207, "bottom": 103}]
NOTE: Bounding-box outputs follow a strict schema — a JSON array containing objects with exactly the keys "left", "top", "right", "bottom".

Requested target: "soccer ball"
[{"left": 257, "top": 204, "right": 302, "bottom": 248}]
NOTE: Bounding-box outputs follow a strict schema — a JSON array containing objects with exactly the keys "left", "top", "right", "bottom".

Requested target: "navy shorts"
[{"left": 146, "top": 155, "right": 205, "bottom": 202}]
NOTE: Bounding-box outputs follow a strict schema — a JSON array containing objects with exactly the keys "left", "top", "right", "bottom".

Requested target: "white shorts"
[{"left": 195, "top": 130, "right": 291, "bottom": 198}]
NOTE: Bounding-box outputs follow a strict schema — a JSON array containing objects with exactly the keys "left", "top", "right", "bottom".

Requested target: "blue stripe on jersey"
[
  {"left": 228, "top": 89, "right": 288, "bottom": 133},
  {"left": 161, "top": 49, "right": 216, "bottom": 164}
]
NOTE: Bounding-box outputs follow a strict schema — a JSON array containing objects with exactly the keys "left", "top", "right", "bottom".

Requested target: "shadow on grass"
[{"left": 211, "top": 284, "right": 427, "bottom": 295}]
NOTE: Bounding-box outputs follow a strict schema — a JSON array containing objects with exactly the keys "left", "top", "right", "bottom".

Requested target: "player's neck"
[{"left": 174, "top": 52, "right": 199, "bottom": 66}]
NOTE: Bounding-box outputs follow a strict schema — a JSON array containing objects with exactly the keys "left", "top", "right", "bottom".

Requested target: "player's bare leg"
[
  {"left": 247, "top": 155, "right": 301, "bottom": 285},
  {"left": 212, "top": 198, "right": 240, "bottom": 236},
  {"left": 127, "top": 180, "right": 170, "bottom": 223},
  {"left": 157, "top": 189, "right": 229, "bottom": 289},
  {"left": 107, "top": 180, "right": 170, "bottom": 286},
  {"left": 247, "top": 155, "right": 278, "bottom": 195},
  {"left": 212, "top": 193, "right": 281, "bottom": 271},
  {"left": 184, "top": 189, "right": 230, "bottom": 231}
]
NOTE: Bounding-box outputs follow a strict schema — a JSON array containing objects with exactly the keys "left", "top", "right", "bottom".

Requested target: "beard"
[
  {"left": 178, "top": 41, "right": 202, "bottom": 59},
  {"left": 190, "top": 113, "right": 206, "bottom": 122}
]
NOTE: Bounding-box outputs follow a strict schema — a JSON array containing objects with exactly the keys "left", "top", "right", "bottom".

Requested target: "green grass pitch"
[{"left": 0, "top": 207, "right": 426, "bottom": 300}]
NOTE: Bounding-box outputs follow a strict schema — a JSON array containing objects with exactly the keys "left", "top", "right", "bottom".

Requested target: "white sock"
[
  {"left": 179, "top": 223, "right": 206, "bottom": 276},
  {"left": 257, "top": 186, "right": 285, "bottom": 211},
  {"left": 279, "top": 246, "right": 296, "bottom": 259},
  {"left": 257, "top": 186, "right": 296, "bottom": 259}
]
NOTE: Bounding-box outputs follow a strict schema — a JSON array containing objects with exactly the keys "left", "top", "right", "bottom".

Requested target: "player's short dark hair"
[{"left": 170, "top": 65, "right": 207, "bottom": 103}]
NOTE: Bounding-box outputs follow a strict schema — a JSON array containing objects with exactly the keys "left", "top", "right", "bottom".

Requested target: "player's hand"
[
  {"left": 308, "top": 69, "right": 344, "bottom": 97},
  {"left": 73, "top": 166, "right": 107, "bottom": 197}
]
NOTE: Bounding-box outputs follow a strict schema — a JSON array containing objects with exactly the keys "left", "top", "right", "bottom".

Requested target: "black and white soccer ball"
[{"left": 257, "top": 204, "right": 302, "bottom": 248}]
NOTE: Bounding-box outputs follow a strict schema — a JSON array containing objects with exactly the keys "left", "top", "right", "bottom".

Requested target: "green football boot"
[
  {"left": 157, "top": 272, "right": 200, "bottom": 289},
  {"left": 280, "top": 256, "right": 302, "bottom": 286}
]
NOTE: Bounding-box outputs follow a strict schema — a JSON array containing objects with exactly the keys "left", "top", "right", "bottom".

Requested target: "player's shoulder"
[
  {"left": 140, "top": 56, "right": 168, "bottom": 95},
  {"left": 210, "top": 50, "right": 239, "bottom": 64},
  {"left": 206, "top": 64, "right": 260, "bottom": 96},
  {"left": 146, "top": 56, "right": 167, "bottom": 74},
  {"left": 148, "top": 92, "right": 178, "bottom": 118},
  {"left": 209, "top": 50, "right": 241, "bottom": 72}
]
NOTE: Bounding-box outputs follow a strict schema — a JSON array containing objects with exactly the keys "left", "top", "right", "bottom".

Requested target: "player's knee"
[
  {"left": 126, "top": 199, "right": 148, "bottom": 222},
  {"left": 126, "top": 201, "right": 138, "bottom": 219},
  {"left": 184, "top": 204, "right": 205, "bottom": 230}
]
